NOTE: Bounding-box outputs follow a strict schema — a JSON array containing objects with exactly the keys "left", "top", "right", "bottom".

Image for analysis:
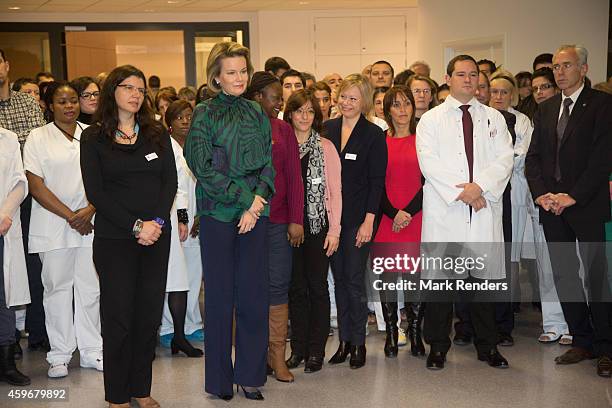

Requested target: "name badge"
[
  {"left": 145, "top": 152, "right": 159, "bottom": 161},
  {"left": 311, "top": 177, "right": 322, "bottom": 185},
  {"left": 345, "top": 153, "right": 357, "bottom": 160}
]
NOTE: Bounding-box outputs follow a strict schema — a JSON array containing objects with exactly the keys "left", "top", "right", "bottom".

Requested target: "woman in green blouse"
[{"left": 184, "top": 42, "right": 275, "bottom": 401}]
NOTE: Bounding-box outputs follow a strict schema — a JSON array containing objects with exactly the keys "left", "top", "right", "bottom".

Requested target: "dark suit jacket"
[
  {"left": 324, "top": 114, "right": 387, "bottom": 228},
  {"left": 525, "top": 86, "right": 612, "bottom": 224}
]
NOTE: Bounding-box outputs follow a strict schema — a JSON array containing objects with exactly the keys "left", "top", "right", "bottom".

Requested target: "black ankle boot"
[
  {"left": 0, "top": 344, "right": 31, "bottom": 386},
  {"left": 328, "top": 341, "right": 351, "bottom": 364},
  {"left": 349, "top": 345, "right": 366, "bottom": 369},
  {"left": 408, "top": 302, "right": 426, "bottom": 356},
  {"left": 381, "top": 302, "right": 399, "bottom": 358},
  {"left": 285, "top": 353, "right": 306, "bottom": 369}
]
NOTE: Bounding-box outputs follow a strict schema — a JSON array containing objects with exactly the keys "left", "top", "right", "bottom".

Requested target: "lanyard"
[{"left": 53, "top": 122, "right": 83, "bottom": 142}]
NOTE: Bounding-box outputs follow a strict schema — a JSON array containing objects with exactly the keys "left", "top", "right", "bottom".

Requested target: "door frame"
[{"left": 0, "top": 22, "right": 249, "bottom": 86}]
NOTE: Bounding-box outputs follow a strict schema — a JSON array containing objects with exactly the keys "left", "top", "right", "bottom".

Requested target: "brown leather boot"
[{"left": 268, "top": 304, "right": 294, "bottom": 383}]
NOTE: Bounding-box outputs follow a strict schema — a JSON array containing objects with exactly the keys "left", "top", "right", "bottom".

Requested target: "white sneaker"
[
  {"left": 398, "top": 328, "right": 407, "bottom": 347},
  {"left": 48, "top": 363, "right": 68, "bottom": 378},
  {"left": 80, "top": 355, "right": 104, "bottom": 372}
]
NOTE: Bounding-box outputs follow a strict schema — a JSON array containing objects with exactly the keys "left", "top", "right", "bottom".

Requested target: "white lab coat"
[
  {"left": 508, "top": 108, "right": 535, "bottom": 261},
  {"left": 416, "top": 96, "right": 514, "bottom": 280},
  {"left": 165, "top": 138, "right": 189, "bottom": 292},
  {"left": 22, "top": 122, "right": 92, "bottom": 253},
  {"left": 0, "top": 129, "right": 29, "bottom": 307}
]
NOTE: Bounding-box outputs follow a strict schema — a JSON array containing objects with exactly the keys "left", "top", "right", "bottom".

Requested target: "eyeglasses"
[
  {"left": 531, "top": 83, "right": 554, "bottom": 93},
  {"left": 80, "top": 91, "right": 100, "bottom": 99},
  {"left": 116, "top": 84, "right": 146, "bottom": 96},
  {"left": 411, "top": 88, "right": 431, "bottom": 96},
  {"left": 295, "top": 108, "right": 315, "bottom": 116},
  {"left": 552, "top": 62, "right": 575, "bottom": 71}
]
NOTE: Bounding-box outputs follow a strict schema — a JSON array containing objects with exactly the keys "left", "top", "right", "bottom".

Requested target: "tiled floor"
[{"left": 2, "top": 308, "right": 610, "bottom": 408}]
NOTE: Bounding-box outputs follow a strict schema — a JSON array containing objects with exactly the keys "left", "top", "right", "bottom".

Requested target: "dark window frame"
[{"left": 0, "top": 21, "right": 250, "bottom": 86}]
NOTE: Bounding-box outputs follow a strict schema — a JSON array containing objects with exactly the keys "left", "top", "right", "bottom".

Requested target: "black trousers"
[
  {"left": 289, "top": 227, "right": 330, "bottom": 357},
  {"left": 330, "top": 225, "right": 370, "bottom": 346},
  {"left": 0, "top": 237, "right": 17, "bottom": 346},
  {"left": 424, "top": 279, "right": 498, "bottom": 355},
  {"left": 20, "top": 195, "right": 47, "bottom": 344},
  {"left": 541, "top": 211, "right": 612, "bottom": 356},
  {"left": 93, "top": 235, "right": 170, "bottom": 404}
]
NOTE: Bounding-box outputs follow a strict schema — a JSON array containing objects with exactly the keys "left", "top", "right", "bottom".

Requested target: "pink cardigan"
[{"left": 321, "top": 137, "right": 342, "bottom": 238}]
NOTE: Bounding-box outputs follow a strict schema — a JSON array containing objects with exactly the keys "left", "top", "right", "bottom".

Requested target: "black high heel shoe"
[
  {"left": 171, "top": 338, "right": 204, "bottom": 358},
  {"left": 216, "top": 393, "right": 233, "bottom": 401},
  {"left": 237, "top": 385, "right": 264, "bottom": 401},
  {"left": 328, "top": 341, "right": 351, "bottom": 364}
]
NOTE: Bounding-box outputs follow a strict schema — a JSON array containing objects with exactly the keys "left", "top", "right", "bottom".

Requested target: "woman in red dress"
[{"left": 374, "top": 85, "right": 424, "bottom": 358}]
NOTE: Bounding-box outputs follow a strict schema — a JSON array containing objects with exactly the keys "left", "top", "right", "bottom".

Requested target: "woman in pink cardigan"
[{"left": 283, "top": 89, "right": 342, "bottom": 373}]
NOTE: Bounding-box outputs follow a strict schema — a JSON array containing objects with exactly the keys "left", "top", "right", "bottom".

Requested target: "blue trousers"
[
  {"left": 200, "top": 216, "right": 269, "bottom": 396},
  {"left": 330, "top": 224, "right": 370, "bottom": 346},
  {"left": 268, "top": 223, "right": 292, "bottom": 306}
]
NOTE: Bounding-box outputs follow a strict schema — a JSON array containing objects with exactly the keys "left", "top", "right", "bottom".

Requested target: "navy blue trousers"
[
  {"left": 200, "top": 216, "right": 269, "bottom": 396},
  {"left": 330, "top": 224, "right": 369, "bottom": 346}
]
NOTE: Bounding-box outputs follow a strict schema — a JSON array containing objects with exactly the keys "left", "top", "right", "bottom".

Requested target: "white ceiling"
[{"left": 2, "top": 0, "right": 418, "bottom": 13}]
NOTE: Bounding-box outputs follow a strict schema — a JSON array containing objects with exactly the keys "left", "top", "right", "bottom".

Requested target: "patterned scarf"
[{"left": 299, "top": 130, "right": 327, "bottom": 234}]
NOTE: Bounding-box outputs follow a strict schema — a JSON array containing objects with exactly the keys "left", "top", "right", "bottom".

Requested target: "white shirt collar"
[
  {"left": 561, "top": 83, "right": 584, "bottom": 105},
  {"left": 444, "top": 94, "right": 479, "bottom": 111}
]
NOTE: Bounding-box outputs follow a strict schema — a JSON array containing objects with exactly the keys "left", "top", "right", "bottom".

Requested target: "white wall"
[
  {"left": 257, "top": 8, "right": 418, "bottom": 77},
  {"left": 418, "top": 0, "right": 610, "bottom": 83},
  {"left": 2, "top": 1, "right": 610, "bottom": 83}
]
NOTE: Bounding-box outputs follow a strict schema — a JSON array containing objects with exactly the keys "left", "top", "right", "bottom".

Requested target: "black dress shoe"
[
  {"left": 237, "top": 385, "right": 264, "bottom": 401},
  {"left": 328, "top": 341, "right": 351, "bottom": 365},
  {"left": 478, "top": 348, "right": 509, "bottom": 368},
  {"left": 426, "top": 351, "right": 446, "bottom": 370},
  {"left": 349, "top": 345, "right": 366, "bottom": 369},
  {"left": 597, "top": 356, "right": 612, "bottom": 377},
  {"left": 304, "top": 356, "right": 324, "bottom": 373},
  {"left": 285, "top": 353, "right": 306, "bottom": 369},
  {"left": 498, "top": 334, "right": 514, "bottom": 347},
  {"left": 453, "top": 333, "right": 472, "bottom": 346}
]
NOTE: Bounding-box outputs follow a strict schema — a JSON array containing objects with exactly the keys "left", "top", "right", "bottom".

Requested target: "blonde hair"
[
  {"left": 490, "top": 69, "right": 519, "bottom": 107},
  {"left": 337, "top": 73, "right": 373, "bottom": 117},
  {"left": 206, "top": 41, "right": 254, "bottom": 96}
]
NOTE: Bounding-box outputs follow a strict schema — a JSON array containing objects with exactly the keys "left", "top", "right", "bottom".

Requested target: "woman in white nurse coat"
[
  {"left": 23, "top": 82, "right": 102, "bottom": 379},
  {"left": 159, "top": 100, "right": 203, "bottom": 357},
  {"left": 0, "top": 127, "right": 30, "bottom": 386}
]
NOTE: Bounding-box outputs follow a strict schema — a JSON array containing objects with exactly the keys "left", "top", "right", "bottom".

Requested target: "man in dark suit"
[{"left": 525, "top": 44, "right": 612, "bottom": 377}]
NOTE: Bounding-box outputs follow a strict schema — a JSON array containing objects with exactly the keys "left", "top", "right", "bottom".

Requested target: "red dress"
[{"left": 375, "top": 132, "right": 423, "bottom": 243}]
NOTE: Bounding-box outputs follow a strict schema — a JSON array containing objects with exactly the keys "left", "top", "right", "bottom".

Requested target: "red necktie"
[{"left": 460, "top": 105, "right": 474, "bottom": 182}]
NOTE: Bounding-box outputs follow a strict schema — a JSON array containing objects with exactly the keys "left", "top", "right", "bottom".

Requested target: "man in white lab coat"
[{"left": 416, "top": 55, "right": 514, "bottom": 370}]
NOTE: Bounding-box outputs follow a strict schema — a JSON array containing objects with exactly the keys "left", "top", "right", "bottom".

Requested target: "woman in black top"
[
  {"left": 324, "top": 74, "right": 387, "bottom": 369},
  {"left": 80, "top": 65, "right": 177, "bottom": 408}
]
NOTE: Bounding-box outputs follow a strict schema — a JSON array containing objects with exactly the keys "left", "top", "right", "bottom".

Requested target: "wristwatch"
[{"left": 132, "top": 219, "right": 144, "bottom": 237}]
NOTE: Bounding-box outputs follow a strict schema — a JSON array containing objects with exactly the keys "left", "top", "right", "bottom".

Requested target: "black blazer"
[
  {"left": 525, "top": 86, "right": 612, "bottom": 224},
  {"left": 324, "top": 114, "right": 387, "bottom": 228}
]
